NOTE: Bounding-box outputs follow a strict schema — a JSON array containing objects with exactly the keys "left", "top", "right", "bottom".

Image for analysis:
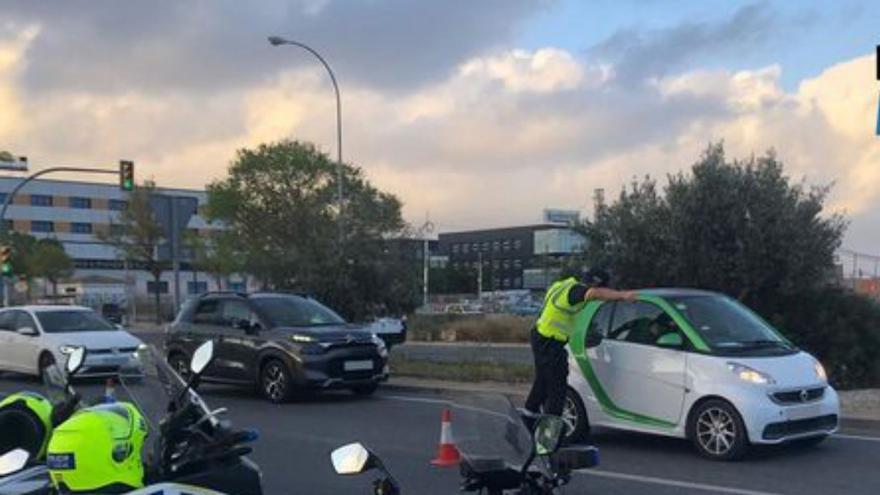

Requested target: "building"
[
  {"left": 438, "top": 224, "right": 586, "bottom": 291},
  {"left": 0, "top": 176, "right": 252, "bottom": 311}
]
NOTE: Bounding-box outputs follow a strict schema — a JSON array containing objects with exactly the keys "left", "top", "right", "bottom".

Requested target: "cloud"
[
  {"left": 3, "top": 0, "right": 548, "bottom": 95},
  {"left": 590, "top": 2, "right": 774, "bottom": 84}
]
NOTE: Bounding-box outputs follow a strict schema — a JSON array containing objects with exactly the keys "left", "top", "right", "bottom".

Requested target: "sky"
[{"left": 1, "top": 0, "right": 879, "bottom": 256}]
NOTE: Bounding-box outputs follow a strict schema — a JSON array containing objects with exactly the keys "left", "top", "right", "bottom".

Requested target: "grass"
[
  {"left": 407, "top": 314, "right": 533, "bottom": 343},
  {"left": 389, "top": 354, "right": 534, "bottom": 383}
]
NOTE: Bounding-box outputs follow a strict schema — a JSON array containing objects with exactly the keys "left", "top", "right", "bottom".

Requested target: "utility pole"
[
  {"left": 477, "top": 251, "right": 483, "bottom": 298},
  {"left": 418, "top": 216, "right": 434, "bottom": 309}
]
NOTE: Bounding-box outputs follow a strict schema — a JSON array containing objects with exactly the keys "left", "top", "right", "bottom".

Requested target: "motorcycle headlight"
[
  {"left": 814, "top": 361, "right": 827, "bottom": 381},
  {"left": 727, "top": 362, "right": 775, "bottom": 385}
]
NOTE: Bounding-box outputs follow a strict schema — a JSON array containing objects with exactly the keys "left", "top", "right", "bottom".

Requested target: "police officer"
[{"left": 523, "top": 268, "right": 637, "bottom": 421}]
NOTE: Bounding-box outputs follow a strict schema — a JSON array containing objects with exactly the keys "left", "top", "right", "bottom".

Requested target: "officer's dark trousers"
[{"left": 524, "top": 327, "right": 568, "bottom": 416}]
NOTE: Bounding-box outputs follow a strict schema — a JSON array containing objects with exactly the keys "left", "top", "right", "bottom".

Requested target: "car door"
[
  {"left": 214, "top": 299, "right": 261, "bottom": 382},
  {"left": 592, "top": 301, "right": 687, "bottom": 427},
  {"left": 0, "top": 310, "right": 18, "bottom": 371},
  {"left": 187, "top": 299, "right": 224, "bottom": 377},
  {"left": 8, "top": 311, "right": 43, "bottom": 373}
]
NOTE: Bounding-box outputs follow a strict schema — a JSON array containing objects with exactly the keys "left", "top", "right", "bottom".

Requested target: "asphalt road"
[{"left": 1, "top": 372, "right": 879, "bottom": 495}]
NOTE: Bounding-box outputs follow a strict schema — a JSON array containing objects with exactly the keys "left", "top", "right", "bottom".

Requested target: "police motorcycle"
[
  {"left": 0, "top": 341, "right": 263, "bottom": 494},
  {"left": 330, "top": 394, "right": 599, "bottom": 495}
]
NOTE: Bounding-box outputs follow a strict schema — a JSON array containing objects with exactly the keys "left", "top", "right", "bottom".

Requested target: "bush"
[{"left": 767, "top": 288, "right": 880, "bottom": 390}]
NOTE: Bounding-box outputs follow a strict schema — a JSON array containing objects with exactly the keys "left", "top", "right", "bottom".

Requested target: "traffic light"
[
  {"left": 0, "top": 245, "right": 12, "bottom": 276},
  {"left": 119, "top": 160, "right": 134, "bottom": 191}
]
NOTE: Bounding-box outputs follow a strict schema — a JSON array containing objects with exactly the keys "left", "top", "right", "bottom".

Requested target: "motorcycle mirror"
[
  {"left": 191, "top": 340, "right": 215, "bottom": 376},
  {"left": 65, "top": 347, "right": 86, "bottom": 376},
  {"left": 330, "top": 443, "right": 372, "bottom": 475},
  {"left": 534, "top": 416, "right": 565, "bottom": 455},
  {"left": 0, "top": 448, "right": 29, "bottom": 476}
]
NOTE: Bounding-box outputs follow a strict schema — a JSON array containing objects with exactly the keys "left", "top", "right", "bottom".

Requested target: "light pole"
[{"left": 267, "top": 36, "right": 344, "bottom": 242}]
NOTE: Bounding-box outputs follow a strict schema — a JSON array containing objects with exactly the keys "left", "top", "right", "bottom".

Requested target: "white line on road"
[
  {"left": 381, "top": 394, "right": 451, "bottom": 405},
  {"left": 581, "top": 470, "right": 783, "bottom": 495},
  {"left": 834, "top": 433, "right": 880, "bottom": 443}
]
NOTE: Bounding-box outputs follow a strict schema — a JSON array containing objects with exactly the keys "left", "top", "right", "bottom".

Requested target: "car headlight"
[
  {"left": 290, "top": 334, "right": 316, "bottom": 343},
  {"left": 59, "top": 345, "right": 78, "bottom": 355},
  {"left": 727, "top": 362, "right": 775, "bottom": 385},
  {"left": 371, "top": 334, "right": 388, "bottom": 357},
  {"left": 814, "top": 360, "right": 827, "bottom": 381}
]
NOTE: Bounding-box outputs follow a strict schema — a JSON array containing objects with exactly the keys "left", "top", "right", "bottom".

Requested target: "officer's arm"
[{"left": 584, "top": 287, "right": 638, "bottom": 302}]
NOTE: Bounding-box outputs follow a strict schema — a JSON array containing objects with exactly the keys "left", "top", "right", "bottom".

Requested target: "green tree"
[
  {"left": 206, "top": 140, "right": 412, "bottom": 320},
  {"left": 0, "top": 231, "right": 38, "bottom": 301},
  {"left": 98, "top": 183, "right": 167, "bottom": 323},
  {"left": 29, "top": 238, "right": 74, "bottom": 295},
  {"left": 0, "top": 151, "right": 15, "bottom": 162},
  {"left": 185, "top": 230, "right": 243, "bottom": 291}
]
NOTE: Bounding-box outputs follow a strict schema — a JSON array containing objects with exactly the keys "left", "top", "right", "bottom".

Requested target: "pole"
[
  {"left": 422, "top": 238, "right": 429, "bottom": 308},
  {"left": 170, "top": 197, "right": 181, "bottom": 314},
  {"left": 477, "top": 252, "right": 483, "bottom": 298}
]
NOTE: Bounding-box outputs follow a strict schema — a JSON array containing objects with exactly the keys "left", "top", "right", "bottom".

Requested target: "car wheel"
[
  {"left": 351, "top": 384, "right": 379, "bottom": 396},
  {"left": 167, "top": 352, "right": 190, "bottom": 380},
  {"left": 689, "top": 399, "right": 748, "bottom": 461},
  {"left": 561, "top": 387, "right": 590, "bottom": 444},
  {"left": 38, "top": 352, "right": 56, "bottom": 379},
  {"left": 260, "top": 359, "right": 291, "bottom": 404}
]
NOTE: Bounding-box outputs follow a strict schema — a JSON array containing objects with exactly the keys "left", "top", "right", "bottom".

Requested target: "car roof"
[
  {"left": 0, "top": 305, "right": 93, "bottom": 312},
  {"left": 638, "top": 288, "right": 722, "bottom": 298}
]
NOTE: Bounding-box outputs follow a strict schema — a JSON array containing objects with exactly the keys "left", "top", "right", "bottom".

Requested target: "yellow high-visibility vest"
[{"left": 536, "top": 277, "right": 587, "bottom": 342}]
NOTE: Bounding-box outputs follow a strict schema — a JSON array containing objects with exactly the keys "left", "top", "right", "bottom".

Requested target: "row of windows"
[
  {"left": 0, "top": 193, "right": 127, "bottom": 211},
  {"left": 451, "top": 239, "right": 523, "bottom": 255},
  {"left": 154, "top": 281, "right": 245, "bottom": 295},
  {"left": 25, "top": 221, "right": 117, "bottom": 235},
  {"left": 452, "top": 259, "right": 524, "bottom": 270},
  {"left": 491, "top": 277, "right": 523, "bottom": 289}
]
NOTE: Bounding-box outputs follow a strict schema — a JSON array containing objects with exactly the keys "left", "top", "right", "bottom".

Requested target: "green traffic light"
[
  {"left": 1, "top": 262, "right": 12, "bottom": 276},
  {"left": 123, "top": 179, "right": 134, "bottom": 190}
]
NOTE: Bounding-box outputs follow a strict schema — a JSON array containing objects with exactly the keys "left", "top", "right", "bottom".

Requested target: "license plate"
[
  {"left": 344, "top": 360, "right": 373, "bottom": 372},
  {"left": 785, "top": 403, "right": 823, "bottom": 421}
]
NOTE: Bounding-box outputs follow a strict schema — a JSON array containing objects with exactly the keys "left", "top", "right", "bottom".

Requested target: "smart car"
[{"left": 563, "top": 289, "right": 839, "bottom": 460}]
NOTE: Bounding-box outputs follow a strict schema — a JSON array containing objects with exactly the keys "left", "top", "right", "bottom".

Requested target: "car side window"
[
  {"left": 193, "top": 300, "right": 220, "bottom": 325},
  {"left": 13, "top": 311, "right": 37, "bottom": 332},
  {"left": 608, "top": 302, "right": 663, "bottom": 344},
  {"left": 219, "top": 300, "right": 255, "bottom": 329},
  {"left": 589, "top": 303, "right": 614, "bottom": 337},
  {"left": 0, "top": 311, "right": 14, "bottom": 331}
]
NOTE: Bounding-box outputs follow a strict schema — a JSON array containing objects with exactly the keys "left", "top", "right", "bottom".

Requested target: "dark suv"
[{"left": 164, "top": 292, "right": 389, "bottom": 403}]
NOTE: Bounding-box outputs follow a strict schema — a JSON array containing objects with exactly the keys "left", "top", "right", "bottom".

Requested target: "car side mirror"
[
  {"left": 0, "top": 448, "right": 29, "bottom": 476},
  {"left": 16, "top": 326, "right": 37, "bottom": 337},
  {"left": 191, "top": 340, "right": 215, "bottom": 376},
  {"left": 331, "top": 443, "right": 374, "bottom": 475},
  {"left": 656, "top": 332, "right": 684, "bottom": 349},
  {"left": 585, "top": 331, "right": 603, "bottom": 348}
]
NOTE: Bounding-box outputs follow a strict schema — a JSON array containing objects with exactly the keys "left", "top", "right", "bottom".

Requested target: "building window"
[
  {"left": 452, "top": 244, "right": 460, "bottom": 254},
  {"left": 187, "top": 281, "right": 208, "bottom": 294},
  {"left": 0, "top": 193, "right": 6, "bottom": 204},
  {"left": 147, "top": 281, "right": 169, "bottom": 294},
  {"left": 482, "top": 242, "right": 490, "bottom": 252},
  {"left": 31, "top": 221, "right": 54, "bottom": 233},
  {"left": 71, "top": 222, "right": 93, "bottom": 234},
  {"left": 109, "top": 199, "right": 128, "bottom": 211},
  {"left": 471, "top": 242, "right": 479, "bottom": 252},
  {"left": 70, "top": 197, "right": 92, "bottom": 209},
  {"left": 514, "top": 259, "right": 523, "bottom": 269},
  {"left": 492, "top": 259, "right": 500, "bottom": 269},
  {"left": 31, "top": 195, "right": 53, "bottom": 207},
  {"left": 502, "top": 278, "right": 510, "bottom": 288},
  {"left": 513, "top": 239, "right": 522, "bottom": 251},
  {"left": 110, "top": 224, "right": 125, "bottom": 236},
  {"left": 493, "top": 241, "right": 500, "bottom": 252},
  {"left": 513, "top": 277, "right": 522, "bottom": 288},
  {"left": 503, "top": 259, "right": 510, "bottom": 269},
  {"left": 503, "top": 240, "right": 511, "bottom": 251},
  {"left": 462, "top": 243, "right": 470, "bottom": 254},
  {"left": 228, "top": 282, "right": 246, "bottom": 292}
]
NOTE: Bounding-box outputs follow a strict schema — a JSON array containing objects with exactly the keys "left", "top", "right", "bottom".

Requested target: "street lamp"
[{"left": 267, "top": 36, "right": 344, "bottom": 240}]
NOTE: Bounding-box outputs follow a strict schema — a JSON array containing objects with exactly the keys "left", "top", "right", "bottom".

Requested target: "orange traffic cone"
[{"left": 431, "top": 408, "right": 461, "bottom": 467}]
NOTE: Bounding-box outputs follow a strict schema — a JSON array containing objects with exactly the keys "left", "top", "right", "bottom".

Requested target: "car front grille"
[
  {"left": 762, "top": 414, "right": 838, "bottom": 440},
  {"left": 770, "top": 387, "right": 826, "bottom": 405},
  {"left": 90, "top": 347, "right": 138, "bottom": 355}
]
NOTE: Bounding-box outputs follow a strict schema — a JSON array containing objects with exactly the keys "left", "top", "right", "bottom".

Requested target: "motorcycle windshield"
[
  {"left": 450, "top": 394, "right": 532, "bottom": 473},
  {"left": 40, "top": 361, "right": 68, "bottom": 406}
]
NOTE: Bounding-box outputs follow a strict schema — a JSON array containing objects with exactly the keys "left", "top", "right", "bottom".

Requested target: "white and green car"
[{"left": 564, "top": 289, "right": 839, "bottom": 460}]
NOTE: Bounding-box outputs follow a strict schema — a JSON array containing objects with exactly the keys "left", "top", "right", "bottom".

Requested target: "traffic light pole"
[{"left": 0, "top": 166, "right": 122, "bottom": 306}]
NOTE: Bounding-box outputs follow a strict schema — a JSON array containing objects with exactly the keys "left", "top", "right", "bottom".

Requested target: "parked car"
[
  {"left": 100, "top": 302, "right": 126, "bottom": 326},
  {"left": 164, "top": 292, "right": 389, "bottom": 403},
  {"left": 564, "top": 289, "right": 839, "bottom": 460},
  {"left": 363, "top": 316, "right": 407, "bottom": 349},
  {"left": 0, "top": 305, "right": 142, "bottom": 377}
]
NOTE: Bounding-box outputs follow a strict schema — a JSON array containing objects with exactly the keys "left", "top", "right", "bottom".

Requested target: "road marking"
[
  {"left": 381, "top": 394, "right": 451, "bottom": 405},
  {"left": 581, "top": 470, "right": 783, "bottom": 495},
  {"left": 834, "top": 433, "right": 880, "bottom": 443}
]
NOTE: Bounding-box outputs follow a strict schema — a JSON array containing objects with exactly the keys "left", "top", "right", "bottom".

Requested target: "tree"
[
  {"left": 206, "top": 140, "right": 412, "bottom": 320},
  {"left": 29, "top": 238, "right": 74, "bottom": 295},
  {"left": 98, "top": 183, "right": 167, "bottom": 323},
  {"left": 0, "top": 231, "right": 38, "bottom": 301},
  {"left": 185, "top": 229, "right": 242, "bottom": 291},
  {"left": 0, "top": 151, "right": 15, "bottom": 162}
]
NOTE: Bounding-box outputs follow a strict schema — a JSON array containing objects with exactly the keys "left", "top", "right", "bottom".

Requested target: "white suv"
[{"left": 0, "top": 305, "right": 142, "bottom": 377}]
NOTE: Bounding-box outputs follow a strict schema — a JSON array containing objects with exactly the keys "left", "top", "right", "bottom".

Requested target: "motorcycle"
[
  {"left": 330, "top": 394, "right": 599, "bottom": 494},
  {"left": 0, "top": 341, "right": 262, "bottom": 494}
]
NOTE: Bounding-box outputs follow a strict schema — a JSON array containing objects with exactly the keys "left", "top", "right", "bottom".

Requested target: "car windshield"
[
  {"left": 667, "top": 295, "right": 791, "bottom": 351},
  {"left": 36, "top": 310, "right": 116, "bottom": 333},
  {"left": 251, "top": 296, "right": 346, "bottom": 327}
]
